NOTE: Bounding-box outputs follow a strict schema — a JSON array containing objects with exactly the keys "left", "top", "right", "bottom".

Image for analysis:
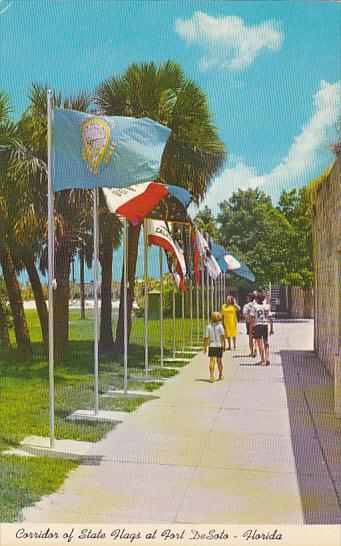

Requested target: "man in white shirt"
[
  {"left": 204, "top": 312, "right": 226, "bottom": 382},
  {"left": 250, "top": 293, "right": 274, "bottom": 366},
  {"left": 243, "top": 292, "right": 256, "bottom": 357}
]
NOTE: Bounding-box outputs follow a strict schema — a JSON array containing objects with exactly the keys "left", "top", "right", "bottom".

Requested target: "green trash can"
[{"left": 148, "top": 289, "right": 160, "bottom": 319}]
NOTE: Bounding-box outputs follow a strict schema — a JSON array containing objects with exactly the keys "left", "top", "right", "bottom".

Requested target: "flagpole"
[
  {"left": 221, "top": 274, "right": 223, "bottom": 308},
  {"left": 93, "top": 188, "right": 99, "bottom": 414},
  {"left": 223, "top": 272, "right": 226, "bottom": 304},
  {"left": 181, "top": 225, "right": 185, "bottom": 352},
  {"left": 144, "top": 219, "right": 149, "bottom": 375},
  {"left": 216, "top": 275, "right": 220, "bottom": 311},
  {"left": 219, "top": 274, "right": 222, "bottom": 310},
  {"left": 189, "top": 226, "right": 193, "bottom": 348},
  {"left": 181, "top": 285, "right": 185, "bottom": 352},
  {"left": 211, "top": 275, "right": 214, "bottom": 312},
  {"left": 196, "top": 281, "right": 200, "bottom": 344},
  {"left": 172, "top": 285, "right": 176, "bottom": 358},
  {"left": 159, "top": 247, "right": 164, "bottom": 367},
  {"left": 123, "top": 218, "right": 128, "bottom": 394},
  {"left": 206, "top": 270, "right": 210, "bottom": 323},
  {"left": 201, "top": 265, "right": 205, "bottom": 336},
  {"left": 47, "top": 89, "right": 55, "bottom": 448}
]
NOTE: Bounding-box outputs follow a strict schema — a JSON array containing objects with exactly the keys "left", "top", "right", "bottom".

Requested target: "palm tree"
[
  {"left": 95, "top": 61, "right": 226, "bottom": 352},
  {"left": 13, "top": 84, "right": 92, "bottom": 361},
  {"left": 98, "top": 198, "right": 122, "bottom": 355},
  {"left": 0, "top": 92, "right": 32, "bottom": 358}
]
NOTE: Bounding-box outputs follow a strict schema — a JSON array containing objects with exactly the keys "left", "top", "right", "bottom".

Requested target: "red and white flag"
[
  {"left": 103, "top": 182, "right": 191, "bottom": 226},
  {"left": 196, "top": 230, "right": 221, "bottom": 280},
  {"left": 146, "top": 219, "right": 186, "bottom": 291},
  {"left": 103, "top": 182, "right": 168, "bottom": 225}
]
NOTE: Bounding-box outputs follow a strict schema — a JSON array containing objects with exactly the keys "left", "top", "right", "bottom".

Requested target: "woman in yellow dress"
[{"left": 221, "top": 295, "right": 241, "bottom": 350}]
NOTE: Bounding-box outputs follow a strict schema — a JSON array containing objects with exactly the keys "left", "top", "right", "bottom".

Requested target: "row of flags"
[
  {"left": 50, "top": 106, "right": 255, "bottom": 286},
  {"left": 144, "top": 219, "right": 254, "bottom": 291}
]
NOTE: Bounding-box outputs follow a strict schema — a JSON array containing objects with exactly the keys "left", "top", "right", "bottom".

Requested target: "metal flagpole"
[
  {"left": 189, "top": 226, "right": 193, "bottom": 348},
  {"left": 181, "top": 225, "right": 185, "bottom": 352},
  {"left": 202, "top": 266, "right": 205, "bottom": 335},
  {"left": 181, "top": 286, "right": 185, "bottom": 352},
  {"left": 144, "top": 220, "right": 149, "bottom": 375},
  {"left": 219, "top": 275, "right": 222, "bottom": 310},
  {"left": 123, "top": 218, "right": 128, "bottom": 394},
  {"left": 172, "top": 286, "right": 176, "bottom": 358},
  {"left": 47, "top": 89, "right": 55, "bottom": 448},
  {"left": 223, "top": 272, "right": 226, "bottom": 304},
  {"left": 159, "top": 247, "right": 164, "bottom": 367},
  {"left": 214, "top": 278, "right": 217, "bottom": 310},
  {"left": 211, "top": 275, "right": 214, "bottom": 312},
  {"left": 196, "top": 281, "right": 200, "bottom": 344},
  {"left": 93, "top": 188, "right": 99, "bottom": 414},
  {"left": 216, "top": 276, "right": 219, "bottom": 310},
  {"left": 206, "top": 270, "right": 210, "bottom": 323}
]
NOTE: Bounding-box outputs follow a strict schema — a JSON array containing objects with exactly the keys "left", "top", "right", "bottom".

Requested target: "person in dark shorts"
[
  {"left": 249, "top": 293, "right": 274, "bottom": 366},
  {"left": 204, "top": 312, "right": 226, "bottom": 382},
  {"left": 243, "top": 292, "right": 256, "bottom": 357}
]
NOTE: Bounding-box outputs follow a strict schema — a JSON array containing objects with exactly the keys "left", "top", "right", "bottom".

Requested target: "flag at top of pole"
[{"left": 51, "top": 108, "right": 171, "bottom": 192}]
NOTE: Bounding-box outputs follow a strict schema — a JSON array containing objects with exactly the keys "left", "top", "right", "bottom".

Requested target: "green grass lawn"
[{"left": 0, "top": 308, "right": 201, "bottom": 521}]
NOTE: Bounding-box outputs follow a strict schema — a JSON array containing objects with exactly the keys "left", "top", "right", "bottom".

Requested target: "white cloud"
[
  {"left": 175, "top": 11, "right": 283, "bottom": 71},
  {"left": 0, "top": 1, "right": 14, "bottom": 15},
  {"left": 196, "top": 80, "right": 341, "bottom": 213}
]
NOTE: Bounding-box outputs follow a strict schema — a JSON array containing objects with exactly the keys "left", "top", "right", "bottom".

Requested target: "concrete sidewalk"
[{"left": 23, "top": 320, "right": 341, "bottom": 524}]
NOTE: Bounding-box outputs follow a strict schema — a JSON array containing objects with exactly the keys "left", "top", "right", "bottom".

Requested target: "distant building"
[{"left": 311, "top": 159, "right": 341, "bottom": 376}]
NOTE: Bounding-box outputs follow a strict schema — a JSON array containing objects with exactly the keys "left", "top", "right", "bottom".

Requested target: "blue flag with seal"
[{"left": 51, "top": 108, "right": 171, "bottom": 192}]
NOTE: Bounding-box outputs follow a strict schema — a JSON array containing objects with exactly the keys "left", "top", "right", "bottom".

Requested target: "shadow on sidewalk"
[{"left": 280, "top": 349, "right": 341, "bottom": 524}]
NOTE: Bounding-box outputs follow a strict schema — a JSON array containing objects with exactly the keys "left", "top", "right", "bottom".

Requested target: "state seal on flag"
[{"left": 81, "top": 118, "right": 116, "bottom": 175}]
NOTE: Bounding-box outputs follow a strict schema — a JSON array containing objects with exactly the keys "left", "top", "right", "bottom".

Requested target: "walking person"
[
  {"left": 243, "top": 292, "right": 257, "bottom": 357},
  {"left": 203, "top": 312, "right": 226, "bottom": 383},
  {"left": 221, "top": 295, "right": 240, "bottom": 350},
  {"left": 249, "top": 293, "right": 274, "bottom": 365}
]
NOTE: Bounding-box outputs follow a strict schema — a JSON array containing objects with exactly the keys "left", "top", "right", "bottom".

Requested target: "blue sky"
[
  {"left": 2, "top": 1, "right": 340, "bottom": 201},
  {"left": 1, "top": 0, "right": 340, "bottom": 280}
]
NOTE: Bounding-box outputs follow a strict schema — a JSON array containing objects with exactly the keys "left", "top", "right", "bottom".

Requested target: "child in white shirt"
[{"left": 204, "top": 312, "right": 226, "bottom": 382}]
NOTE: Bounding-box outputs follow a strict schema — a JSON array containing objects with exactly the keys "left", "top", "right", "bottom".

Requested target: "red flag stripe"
[
  {"left": 116, "top": 182, "right": 169, "bottom": 225},
  {"left": 148, "top": 234, "right": 186, "bottom": 291}
]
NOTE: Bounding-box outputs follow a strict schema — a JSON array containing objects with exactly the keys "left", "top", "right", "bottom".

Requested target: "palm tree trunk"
[
  {"left": 0, "top": 298, "right": 10, "bottom": 348},
  {"left": 0, "top": 236, "right": 31, "bottom": 358},
  {"left": 114, "top": 223, "right": 141, "bottom": 354},
  {"left": 80, "top": 250, "right": 85, "bottom": 320},
  {"left": 99, "top": 238, "right": 114, "bottom": 355},
  {"left": 54, "top": 248, "right": 71, "bottom": 362},
  {"left": 24, "top": 254, "right": 48, "bottom": 346}
]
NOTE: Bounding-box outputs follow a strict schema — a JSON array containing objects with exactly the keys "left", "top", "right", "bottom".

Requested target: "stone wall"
[
  {"left": 290, "top": 287, "right": 313, "bottom": 319},
  {"left": 313, "top": 159, "right": 341, "bottom": 376}
]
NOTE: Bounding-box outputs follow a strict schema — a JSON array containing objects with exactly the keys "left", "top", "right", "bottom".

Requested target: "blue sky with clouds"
[{"left": 1, "top": 0, "right": 340, "bottom": 279}]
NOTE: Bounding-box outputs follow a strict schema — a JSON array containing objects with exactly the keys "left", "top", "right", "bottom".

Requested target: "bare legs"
[
  {"left": 257, "top": 338, "right": 265, "bottom": 364},
  {"left": 226, "top": 337, "right": 237, "bottom": 350},
  {"left": 249, "top": 332, "right": 256, "bottom": 357},
  {"left": 217, "top": 357, "right": 223, "bottom": 379},
  {"left": 265, "top": 341, "right": 270, "bottom": 365},
  {"left": 209, "top": 356, "right": 223, "bottom": 382},
  {"left": 256, "top": 338, "right": 270, "bottom": 365},
  {"left": 209, "top": 357, "right": 215, "bottom": 382}
]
